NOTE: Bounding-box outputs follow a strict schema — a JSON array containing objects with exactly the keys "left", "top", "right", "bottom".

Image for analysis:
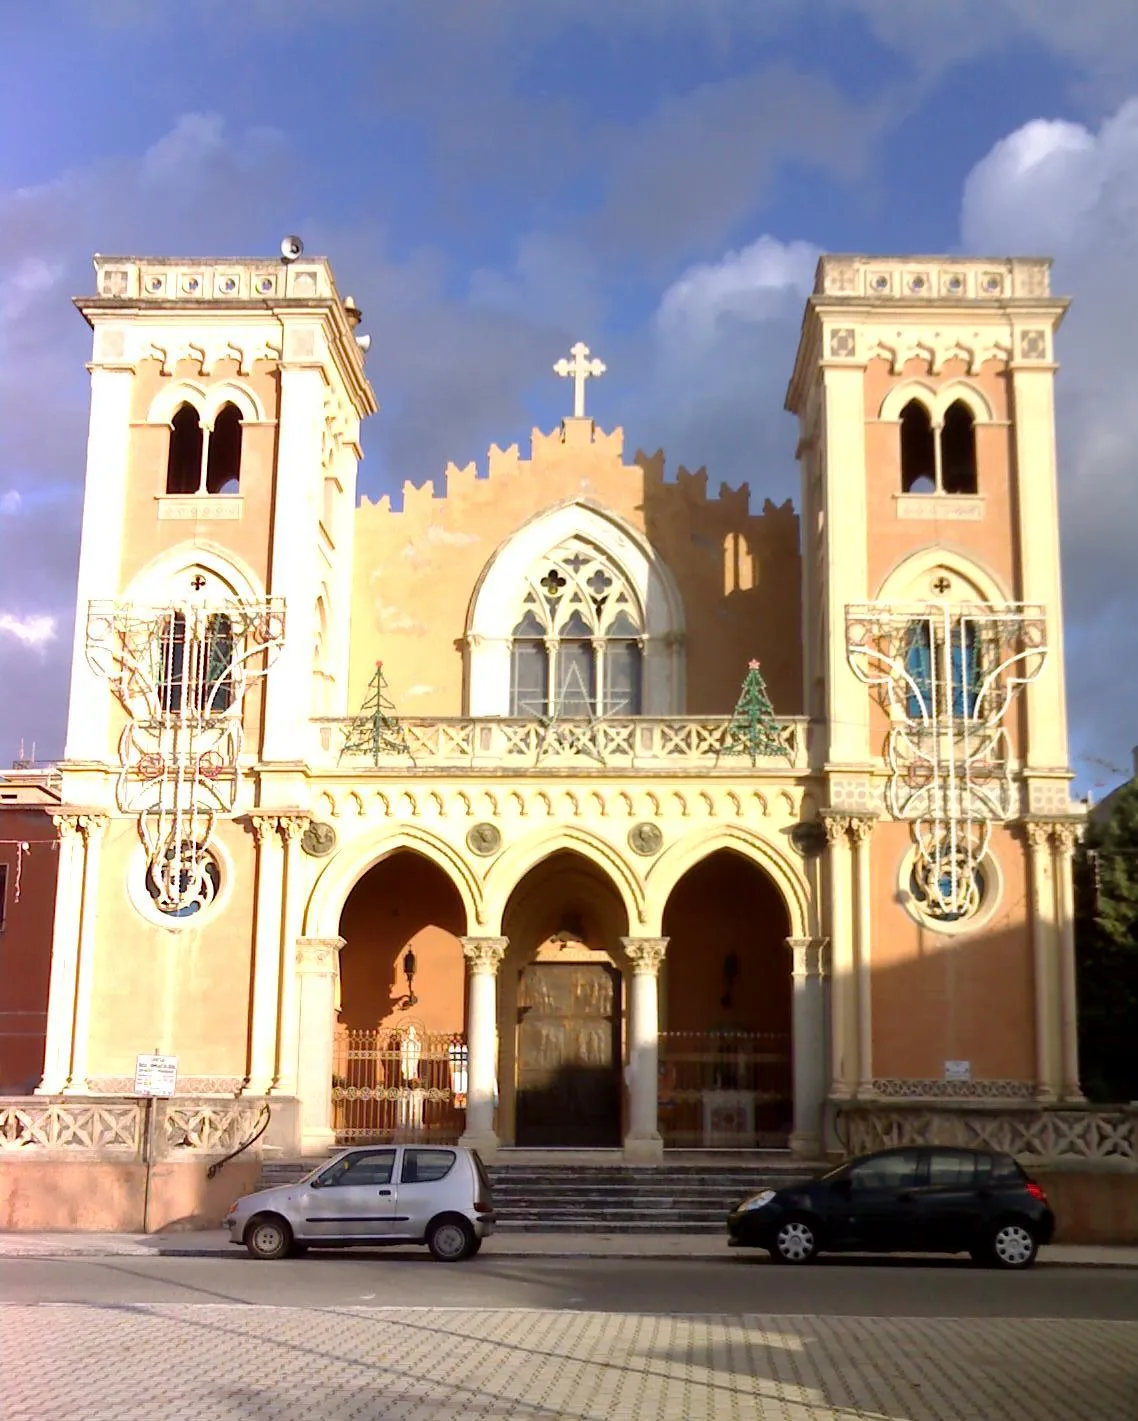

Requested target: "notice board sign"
[
  {"left": 134, "top": 1054, "right": 178, "bottom": 1098},
  {"left": 944, "top": 1059, "right": 972, "bottom": 1083}
]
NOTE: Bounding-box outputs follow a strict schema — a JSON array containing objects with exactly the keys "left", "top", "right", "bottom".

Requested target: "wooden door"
[{"left": 515, "top": 962, "right": 621, "bottom": 1147}]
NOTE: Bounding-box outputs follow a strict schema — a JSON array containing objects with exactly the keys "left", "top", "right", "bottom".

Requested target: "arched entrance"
[
  {"left": 660, "top": 850, "right": 792, "bottom": 1148},
  {"left": 499, "top": 850, "right": 630, "bottom": 1147},
  {"left": 334, "top": 850, "right": 468, "bottom": 1144}
]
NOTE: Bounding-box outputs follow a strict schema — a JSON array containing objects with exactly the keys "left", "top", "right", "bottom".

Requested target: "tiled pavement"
[{"left": 2, "top": 1304, "right": 1137, "bottom": 1420}]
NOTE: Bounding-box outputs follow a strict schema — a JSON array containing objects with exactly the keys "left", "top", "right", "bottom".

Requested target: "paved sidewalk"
[
  {"left": 1, "top": 1228, "right": 1136, "bottom": 1266},
  {"left": 3, "top": 1302, "right": 1137, "bottom": 1419}
]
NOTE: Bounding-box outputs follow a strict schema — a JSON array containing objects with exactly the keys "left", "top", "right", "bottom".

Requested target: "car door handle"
[{"left": 377, "top": 1189, "right": 392, "bottom": 1197}]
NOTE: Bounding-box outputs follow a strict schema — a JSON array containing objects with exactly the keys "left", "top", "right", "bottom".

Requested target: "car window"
[
  {"left": 982, "top": 1152, "right": 1026, "bottom": 1184},
  {"left": 927, "top": 1150, "right": 977, "bottom": 1187},
  {"left": 847, "top": 1150, "right": 920, "bottom": 1192},
  {"left": 316, "top": 1150, "right": 396, "bottom": 1188},
  {"left": 401, "top": 1149, "right": 456, "bottom": 1185}
]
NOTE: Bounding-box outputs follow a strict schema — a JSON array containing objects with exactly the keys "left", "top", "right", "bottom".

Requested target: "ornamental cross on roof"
[{"left": 553, "top": 341, "right": 606, "bottom": 418}]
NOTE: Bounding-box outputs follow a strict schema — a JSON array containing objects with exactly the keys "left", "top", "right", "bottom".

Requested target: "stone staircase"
[{"left": 254, "top": 1151, "right": 821, "bottom": 1233}]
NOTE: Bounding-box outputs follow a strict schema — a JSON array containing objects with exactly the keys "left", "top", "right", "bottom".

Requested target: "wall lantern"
[{"left": 402, "top": 948, "right": 418, "bottom": 1007}]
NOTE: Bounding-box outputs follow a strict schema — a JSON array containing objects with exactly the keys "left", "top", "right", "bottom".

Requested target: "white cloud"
[
  {"left": 627, "top": 234, "right": 819, "bottom": 494},
  {"left": 0, "top": 491, "right": 21, "bottom": 515},
  {"left": 961, "top": 97, "right": 1138, "bottom": 783},
  {"left": 656, "top": 235, "right": 819, "bottom": 344},
  {"left": 0, "top": 614, "right": 56, "bottom": 649}
]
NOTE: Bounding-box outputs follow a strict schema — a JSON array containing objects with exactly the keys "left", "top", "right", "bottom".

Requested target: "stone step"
[
  {"left": 493, "top": 1220, "right": 726, "bottom": 1234},
  {"left": 251, "top": 1156, "right": 818, "bottom": 1231}
]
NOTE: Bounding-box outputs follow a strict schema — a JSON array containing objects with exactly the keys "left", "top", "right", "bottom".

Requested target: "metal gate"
[
  {"left": 657, "top": 1030, "right": 791, "bottom": 1148},
  {"left": 331, "top": 1024, "right": 467, "bottom": 1145}
]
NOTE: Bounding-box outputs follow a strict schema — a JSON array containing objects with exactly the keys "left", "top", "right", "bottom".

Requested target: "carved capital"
[
  {"left": 51, "top": 812, "right": 108, "bottom": 845},
  {"left": 821, "top": 813, "right": 852, "bottom": 848},
  {"left": 278, "top": 813, "right": 311, "bottom": 843},
  {"left": 621, "top": 936, "right": 668, "bottom": 976},
  {"left": 787, "top": 936, "right": 827, "bottom": 981},
  {"left": 461, "top": 936, "right": 509, "bottom": 975},
  {"left": 1051, "top": 822, "right": 1081, "bottom": 855},
  {"left": 1022, "top": 820, "right": 1054, "bottom": 852},
  {"left": 847, "top": 815, "right": 877, "bottom": 844},
  {"left": 296, "top": 936, "right": 345, "bottom": 974},
  {"left": 249, "top": 813, "right": 281, "bottom": 847}
]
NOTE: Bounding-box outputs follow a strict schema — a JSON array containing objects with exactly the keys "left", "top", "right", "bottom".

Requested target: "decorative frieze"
[{"left": 307, "top": 780, "right": 803, "bottom": 825}]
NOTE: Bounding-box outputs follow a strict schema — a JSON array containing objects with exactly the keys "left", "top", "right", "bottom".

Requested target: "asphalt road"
[{"left": 3, "top": 1251, "right": 1138, "bottom": 1318}]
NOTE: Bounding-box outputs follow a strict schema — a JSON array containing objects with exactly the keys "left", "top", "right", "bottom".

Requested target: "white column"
[
  {"left": 37, "top": 816, "right": 87, "bottom": 1094},
  {"left": 66, "top": 814, "right": 108, "bottom": 1093},
  {"left": 64, "top": 366, "right": 134, "bottom": 762},
  {"left": 1026, "top": 821, "right": 1060, "bottom": 1101},
  {"left": 295, "top": 936, "right": 345, "bottom": 1154},
  {"left": 459, "top": 937, "right": 508, "bottom": 1156},
  {"left": 1052, "top": 824, "right": 1084, "bottom": 1102},
  {"left": 270, "top": 814, "right": 309, "bottom": 1096},
  {"left": 1011, "top": 364, "right": 1070, "bottom": 770},
  {"left": 786, "top": 937, "right": 827, "bottom": 1159},
  {"left": 621, "top": 937, "right": 668, "bottom": 1163},
  {"left": 261, "top": 363, "right": 323, "bottom": 763},
  {"left": 820, "top": 366, "right": 870, "bottom": 764},
  {"left": 850, "top": 816, "right": 876, "bottom": 1099},
  {"left": 245, "top": 815, "right": 285, "bottom": 1094},
  {"left": 823, "top": 814, "right": 856, "bottom": 1098}
]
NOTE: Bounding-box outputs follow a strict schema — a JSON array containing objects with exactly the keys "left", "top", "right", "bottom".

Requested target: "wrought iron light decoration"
[
  {"left": 846, "top": 599, "right": 1047, "bottom": 921},
  {"left": 85, "top": 595, "right": 285, "bottom": 913}
]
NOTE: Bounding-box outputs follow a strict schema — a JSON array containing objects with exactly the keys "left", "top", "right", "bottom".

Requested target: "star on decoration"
[{"left": 517, "top": 661, "right": 629, "bottom": 766}]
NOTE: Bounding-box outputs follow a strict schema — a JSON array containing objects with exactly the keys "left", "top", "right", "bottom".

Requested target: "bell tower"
[
  {"left": 66, "top": 248, "right": 376, "bottom": 792},
  {"left": 786, "top": 256, "right": 1081, "bottom": 1106}
]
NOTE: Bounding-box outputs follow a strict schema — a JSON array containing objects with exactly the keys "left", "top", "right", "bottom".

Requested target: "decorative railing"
[
  {"left": 311, "top": 715, "right": 810, "bottom": 772},
  {"left": 658, "top": 1030, "right": 792, "bottom": 1149},
  {"left": 840, "top": 1103, "right": 1138, "bottom": 1167},
  {"left": 332, "top": 1026, "right": 468, "bottom": 1145},
  {"left": 0, "top": 1097, "right": 268, "bottom": 1159}
]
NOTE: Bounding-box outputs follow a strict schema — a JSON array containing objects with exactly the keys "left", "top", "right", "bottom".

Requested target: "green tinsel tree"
[
  {"left": 340, "top": 660, "right": 411, "bottom": 764},
  {"left": 720, "top": 659, "right": 786, "bottom": 762}
]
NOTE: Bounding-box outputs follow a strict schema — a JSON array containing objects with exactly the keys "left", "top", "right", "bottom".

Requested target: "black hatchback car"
[{"left": 727, "top": 1146, "right": 1055, "bottom": 1268}]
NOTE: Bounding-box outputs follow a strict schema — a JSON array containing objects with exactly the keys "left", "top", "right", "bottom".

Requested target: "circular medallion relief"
[
  {"left": 628, "top": 822, "right": 663, "bottom": 856},
  {"left": 301, "top": 821, "right": 337, "bottom": 858},
  {"left": 466, "top": 822, "right": 502, "bottom": 857}
]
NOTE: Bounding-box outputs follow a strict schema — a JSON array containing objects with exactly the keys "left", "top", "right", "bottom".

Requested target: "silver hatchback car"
[{"left": 226, "top": 1144, "right": 496, "bottom": 1262}]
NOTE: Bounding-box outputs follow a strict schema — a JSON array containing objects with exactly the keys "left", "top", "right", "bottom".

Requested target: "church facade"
[{"left": 33, "top": 249, "right": 1083, "bottom": 1164}]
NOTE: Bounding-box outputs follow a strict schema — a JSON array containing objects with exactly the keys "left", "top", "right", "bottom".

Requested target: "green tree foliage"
[{"left": 1076, "top": 780, "right": 1138, "bottom": 1103}]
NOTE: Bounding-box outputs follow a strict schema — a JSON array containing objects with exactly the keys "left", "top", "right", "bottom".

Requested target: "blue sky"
[{"left": 3, "top": 1, "right": 1138, "bottom": 791}]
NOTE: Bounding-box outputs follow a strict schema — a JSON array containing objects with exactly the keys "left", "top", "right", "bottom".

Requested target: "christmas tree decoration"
[
  {"left": 340, "top": 660, "right": 412, "bottom": 764},
  {"left": 720, "top": 659, "right": 789, "bottom": 762}
]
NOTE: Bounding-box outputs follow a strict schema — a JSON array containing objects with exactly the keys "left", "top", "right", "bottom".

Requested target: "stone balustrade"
[
  {"left": 310, "top": 714, "right": 811, "bottom": 772},
  {"left": 839, "top": 1102, "right": 1138, "bottom": 1167},
  {"left": 0, "top": 1097, "right": 268, "bottom": 1161}
]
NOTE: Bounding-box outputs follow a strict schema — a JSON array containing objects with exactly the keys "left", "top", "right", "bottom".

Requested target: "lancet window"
[
  {"left": 900, "top": 398, "right": 978, "bottom": 495},
  {"left": 165, "top": 401, "right": 243, "bottom": 495},
  {"left": 508, "top": 539, "right": 644, "bottom": 717}
]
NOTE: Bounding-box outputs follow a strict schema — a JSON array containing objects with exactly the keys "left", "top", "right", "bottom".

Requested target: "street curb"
[{"left": 2, "top": 1244, "right": 1136, "bottom": 1268}]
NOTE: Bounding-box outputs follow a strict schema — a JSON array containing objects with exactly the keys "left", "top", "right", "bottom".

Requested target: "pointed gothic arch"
[{"left": 464, "top": 500, "right": 685, "bottom": 716}]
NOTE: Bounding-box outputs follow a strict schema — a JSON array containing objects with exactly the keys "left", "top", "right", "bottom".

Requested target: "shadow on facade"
[{"left": 635, "top": 449, "right": 802, "bottom": 715}]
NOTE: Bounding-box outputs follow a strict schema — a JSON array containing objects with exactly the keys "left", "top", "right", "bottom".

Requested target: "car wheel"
[
  {"left": 246, "top": 1214, "right": 292, "bottom": 1261},
  {"left": 986, "top": 1221, "right": 1038, "bottom": 1270},
  {"left": 468, "top": 1236, "right": 483, "bottom": 1257},
  {"left": 427, "top": 1217, "right": 475, "bottom": 1262},
  {"left": 770, "top": 1215, "right": 819, "bottom": 1265}
]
